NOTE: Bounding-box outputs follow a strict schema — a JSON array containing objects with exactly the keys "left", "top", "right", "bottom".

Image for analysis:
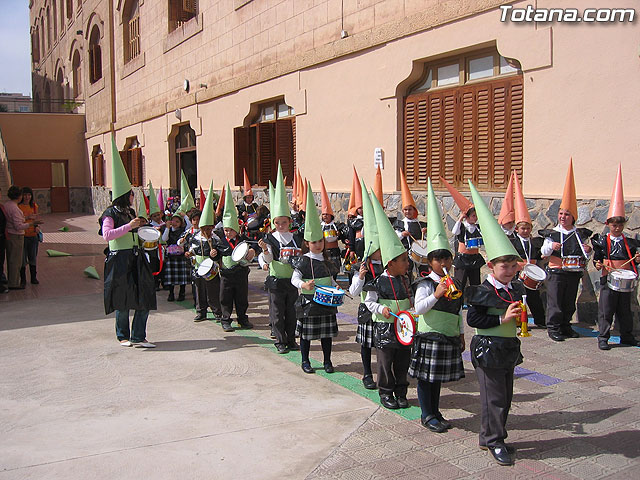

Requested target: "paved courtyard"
[{"left": 1, "top": 213, "right": 639, "bottom": 479}]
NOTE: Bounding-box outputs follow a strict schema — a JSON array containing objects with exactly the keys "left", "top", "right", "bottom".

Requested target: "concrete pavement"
[{"left": 1, "top": 213, "right": 640, "bottom": 479}]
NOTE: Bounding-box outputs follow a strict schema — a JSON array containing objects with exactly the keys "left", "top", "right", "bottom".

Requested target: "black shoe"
[
  {"left": 396, "top": 396, "right": 409, "bottom": 408},
  {"left": 193, "top": 313, "right": 207, "bottom": 322},
  {"left": 362, "top": 375, "right": 377, "bottom": 390},
  {"left": 287, "top": 341, "right": 300, "bottom": 351},
  {"left": 480, "top": 444, "right": 515, "bottom": 454},
  {"left": 0, "top": 286, "right": 8, "bottom": 294},
  {"left": 421, "top": 415, "right": 446, "bottom": 433},
  {"left": 488, "top": 445, "right": 514, "bottom": 466},
  {"left": 380, "top": 394, "right": 398, "bottom": 409},
  {"left": 620, "top": 338, "right": 638, "bottom": 346},
  {"left": 549, "top": 332, "right": 565, "bottom": 342},
  {"left": 301, "top": 361, "right": 315, "bottom": 373},
  {"left": 436, "top": 414, "right": 452, "bottom": 429},
  {"left": 323, "top": 362, "right": 335, "bottom": 374},
  {"left": 564, "top": 328, "right": 579, "bottom": 338},
  {"left": 598, "top": 340, "right": 611, "bottom": 351},
  {"left": 238, "top": 320, "right": 254, "bottom": 329},
  {"left": 177, "top": 294, "right": 185, "bottom": 302},
  {"left": 167, "top": 293, "right": 175, "bottom": 302},
  {"left": 221, "top": 321, "right": 235, "bottom": 332},
  {"left": 276, "top": 344, "right": 289, "bottom": 354}
]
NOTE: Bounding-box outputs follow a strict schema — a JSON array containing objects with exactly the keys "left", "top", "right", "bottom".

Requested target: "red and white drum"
[
  {"left": 197, "top": 258, "right": 219, "bottom": 280},
  {"left": 561, "top": 256, "right": 586, "bottom": 271},
  {"left": 409, "top": 240, "right": 429, "bottom": 265},
  {"left": 393, "top": 310, "right": 417, "bottom": 346},
  {"left": 519, "top": 264, "right": 547, "bottom": 290},
  {"left": 279, "top": 247, "right": 302, "bottom": 264}
]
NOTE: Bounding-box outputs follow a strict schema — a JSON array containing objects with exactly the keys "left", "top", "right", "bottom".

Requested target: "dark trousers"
[
  {"left": 115, "top": 309, "right": 149, "bottom": 343},
  {"left": 417, "top": 380, "right": 442, "bottom": 420},
  {"left": 454, "top": 266, "right": 481, "bottom": 291},
  {"left": 598, "top": 280, "right": 634, "bottom": 342},
  {"left": 376, "top": 346, "right": 411, "bottom": 398},
  {"left": 361, "top": 345, "right": 373, "bottom": 377},
  {"left": 194, "top": 275, "right": 222, "bottom": 316},
  {"left": 545, "top": 271, "right": 581, "bottom": 335},
  {"left": 525, "top": 288, "right": 546, "bottom": 326},
  {"left": 0, "top": 235, "right": 6, "bottom": 285},
  {"left": 220, "top": 267, "right": 249, "bottom": 322},
  {"left": 23, "top": 235, "right": 39, "bottom": 266},
  {"left": 476, "top": 366, "right": 514, "bottom": 447},
  {"left": 269, "top": 281, "right": 298, "bottom": 347}
]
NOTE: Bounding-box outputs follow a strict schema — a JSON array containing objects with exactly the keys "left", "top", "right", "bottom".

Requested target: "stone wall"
[{"left": 33, "top": 187, "right": 94, "bottom": 214}]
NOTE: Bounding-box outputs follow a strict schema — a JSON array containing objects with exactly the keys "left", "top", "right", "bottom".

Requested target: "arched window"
[
  {"left": 44, "top": 82, "right": 51, "bottom": 113},
  {"left": 46, "top": 6, "right": 51, "bottom": 49},
  {"left": 66, "top": 0, "right": 72, "bottom": 20},
  {"left": 88, "top": 25, "right": 102, "bottom": 83},
  {"left": 32, "top": 29, "right": 40, "bottom": 63},
  {"left": 59, "top": 0, "right": 65, "bottom": 35},
  {"left": 56, "top": 68, "right": 65, "bottom": 110},
  {"left": 41, "top": 17, "right": 45, "bottom": 54},
  {"left": 92, "top": 145, "right": 105, "bottom": 186},
  {"left": 169, "top": 0, "right": 197, "bottom": 32},
  {"left": 120, "top": 137, "right": 144, "bottom": 186},
  {"left": 53, "top": 1, "right": 58, "bottom": 38},
  {"left": 123, "top": 0, "right": 140, "bottom": 63},
  {"left": 72, "top": 50, "right": 82, "bottom": 98}
]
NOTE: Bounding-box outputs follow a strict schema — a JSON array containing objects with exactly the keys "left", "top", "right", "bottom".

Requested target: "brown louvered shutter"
[
  {"left": 276, "top": 119, "right": 294, "bottom": 188},
  {"left": 507, "top": 78, "right": 524, "bottom": 186},
  {"left": 428, "top": 90, "right": 457, "bottom": 187},
  {"left": 130, "top": 148, "right": 143, "bottom": 186},
  {"left": 257, "top": 122, "right": 276, "bottom": 186},
  {"left": 183, "top": 0, "right": 197, "bottom": 13},
  {"left": 234, "top": 127, "right": 251, "bottom": 187},
  {"left": 119, "top": 150, "right": 132, "bottom": 184}
]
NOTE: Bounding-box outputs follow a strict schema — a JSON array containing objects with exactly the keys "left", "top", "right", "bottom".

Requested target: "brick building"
[{"left": 27, "top": 0, "right": 640, "bottom": 220}]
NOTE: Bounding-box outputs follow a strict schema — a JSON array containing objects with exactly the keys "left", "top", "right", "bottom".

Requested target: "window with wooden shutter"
[
  {"left": 89, "top": 26, "right": 102, "bottom": 84},
  {"left": 169, "top": 0, "right": 197, "bottom": 32},
  {"left": 130, "top": 148, "right": 143, "bottom": 186},
  {"left": 93, "top": 153, "right": 105, "bottom": 186},
  {"left": 123, "top": 0, "right": 140, "bottom": 63},
  {"left": 234, "top": 100, "right": 295, "bottom": 187},
  {"left": 403, "top": 50, "right": 523, "bottom": 191}
]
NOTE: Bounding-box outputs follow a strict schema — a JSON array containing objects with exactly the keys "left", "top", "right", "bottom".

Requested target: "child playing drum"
[
  {"left": 162, "top": 212, "right": 192, "bottom": 302},
  {"left": 509, "top": 172, "right": 546, "bottom": 329},
  {"left": 591, "top": 165, "right": 640, "bottom": 350},
  {"left": 410, "top": 180, "right": 465, "bottom": 432},
  {"left": 291, "top": 183, "right": 340, "bottom": 374},
  {"left": 218, "top": 184, "right": 256, "bottom": 330}
]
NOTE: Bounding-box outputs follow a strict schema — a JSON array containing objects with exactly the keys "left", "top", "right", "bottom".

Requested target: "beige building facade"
[{"left": 28, "top": 0, "right": 640, "bottom": 217}]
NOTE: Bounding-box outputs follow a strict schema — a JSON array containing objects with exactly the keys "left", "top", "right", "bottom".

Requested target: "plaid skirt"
[
  {"left": 409, "top": 335, "right": 465, "bottom": 383},
  {"left": 356, "top": 319, "right": 375, "bottom": 348},
  {"left": 296, "top": 314, "right": 338, "bottom": 340},
  {"left": 163, "top": 254, "right": 192, "bottom": 286}
]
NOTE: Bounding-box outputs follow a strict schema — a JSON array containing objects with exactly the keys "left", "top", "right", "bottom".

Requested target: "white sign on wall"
[{"left": 374, "top": 148, "right": 383, "bottom": 168}]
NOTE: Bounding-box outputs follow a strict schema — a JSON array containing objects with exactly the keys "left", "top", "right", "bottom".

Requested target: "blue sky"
[{"left": 0, "top": 1, "right": 32, "bottom": 96}]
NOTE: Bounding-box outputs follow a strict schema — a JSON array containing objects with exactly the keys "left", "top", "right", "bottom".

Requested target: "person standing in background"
[
  {"left": 4, "top": 186, "right": 38, "bottom": 290},
  {"left": 18, "top": 187, "right": 40, "bottom": 286}
]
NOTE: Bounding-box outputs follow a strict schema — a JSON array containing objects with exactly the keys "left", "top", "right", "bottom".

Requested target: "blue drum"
[
  {"left": 465, "top": 237, "right": 484, "bottom": 249},
  {"left": 313, "top": 286, "right": 345, "bottom": 307}
]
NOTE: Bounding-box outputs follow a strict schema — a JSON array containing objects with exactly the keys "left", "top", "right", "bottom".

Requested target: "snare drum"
[
  {"left": 561, "top": 256, "right": 586, "bottom": 271},
  {"left": 465, "top": 237, "right": 484, "bottom": 249},
  {"left": 409, "top": 240, "right": 429, "bottom": 265},
  {"left": 231, "top": 241, "right": 252, "bottom": 266},
  {"left": 394, "top": 310, "right": 417, "bottom": 346},
  {"left": 323, "top": 228, "right": 338, "bottom": 243},
  {"left": 313, "top": 286, "right": 345, "bottom": 307},
  {"left": 279, "top": 247, "right": 302, "bottom": 264},
  {"left": 607, "top": 269, "right": 638, "bottom": 292},
  {"left": 197, "top": 258, "right": 219, "bottom": 280},
  {"left": 138, "top": 226, "right": 160, "bottom": 251},
  {"left": 519, "top": 264, "right": 547, "bottom": 290},
  {"left": 246, "top": 213, "right": 260, "bottom": 229}
]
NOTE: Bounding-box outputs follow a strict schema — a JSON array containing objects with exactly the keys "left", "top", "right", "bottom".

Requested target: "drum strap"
[
  {"left": 519, "top": 237, "right": 531, "bottom": 262},
  {"left": 607, "top": 234, "right": 637, "bottom": 274},
  {"left": 153, "top": 245, "right": 163, "bottom": 276},
  {"left": 385, "top": 272, "right": 413, "bottom": 312}
]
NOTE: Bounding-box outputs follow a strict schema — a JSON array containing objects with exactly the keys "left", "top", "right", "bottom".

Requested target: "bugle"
[{"left": 442, "top": 267, "right": 462, "bottom": 300}]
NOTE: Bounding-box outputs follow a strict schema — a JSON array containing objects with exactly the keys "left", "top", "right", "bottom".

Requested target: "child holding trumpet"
[
  {"left": 591, "top": 165, "right": 640, "bottom": 350},
  {"left": 410, "top": 180, "right": 465, "bottom": 433},
  {"left": 465, "top": 181, "right": 526, "bottom": 467}
]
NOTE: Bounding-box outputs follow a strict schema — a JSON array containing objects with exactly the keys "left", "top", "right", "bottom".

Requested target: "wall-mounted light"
[
  {"left": 183, "top": 79, "right": 190, "bottom": 93},
  {"left": 76, "top": 30, "right": 83, "bottom": 35},
  {"left": 175, "top": 109, "right": 182, "bottom": 120},
  {"left": 199, "top": 83, "right": 208, "bottom": 88},
  {"left": 341, "top": 30, "right": 349, "bottom": 39}
]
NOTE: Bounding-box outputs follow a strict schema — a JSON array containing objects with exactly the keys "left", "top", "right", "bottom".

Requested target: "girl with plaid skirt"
[
  {"left": 411, "top": 248, "right": 466, "bottom": 433},
  {"left": 162, "top": 212, "right": 192, "bottom": 301},
  {"left": 349, "top": 251, "right": 384, "bottom": 390},
  {"left": 291, "top": 238, "right": 340, "bottom": 374}
]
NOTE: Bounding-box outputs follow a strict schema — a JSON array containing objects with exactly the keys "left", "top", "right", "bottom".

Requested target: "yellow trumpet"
[
  {"left": 442, "top": 267, "right": 462, "bottom": 300},
  {"left": 518, "top": 296, "right": 531, "bottom": 337}
]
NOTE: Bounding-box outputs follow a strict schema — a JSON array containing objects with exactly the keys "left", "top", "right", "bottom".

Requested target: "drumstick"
[{"left": 603, "top": 257, "right": 635, "bottom": 271}]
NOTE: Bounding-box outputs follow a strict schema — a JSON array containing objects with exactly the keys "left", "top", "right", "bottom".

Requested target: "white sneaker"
[
  {"left": 119, "top": 340, "right": 132, "bottom": 347},
  {"left": 133, "top": 340, "right": 156, "bottom": 348}
]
